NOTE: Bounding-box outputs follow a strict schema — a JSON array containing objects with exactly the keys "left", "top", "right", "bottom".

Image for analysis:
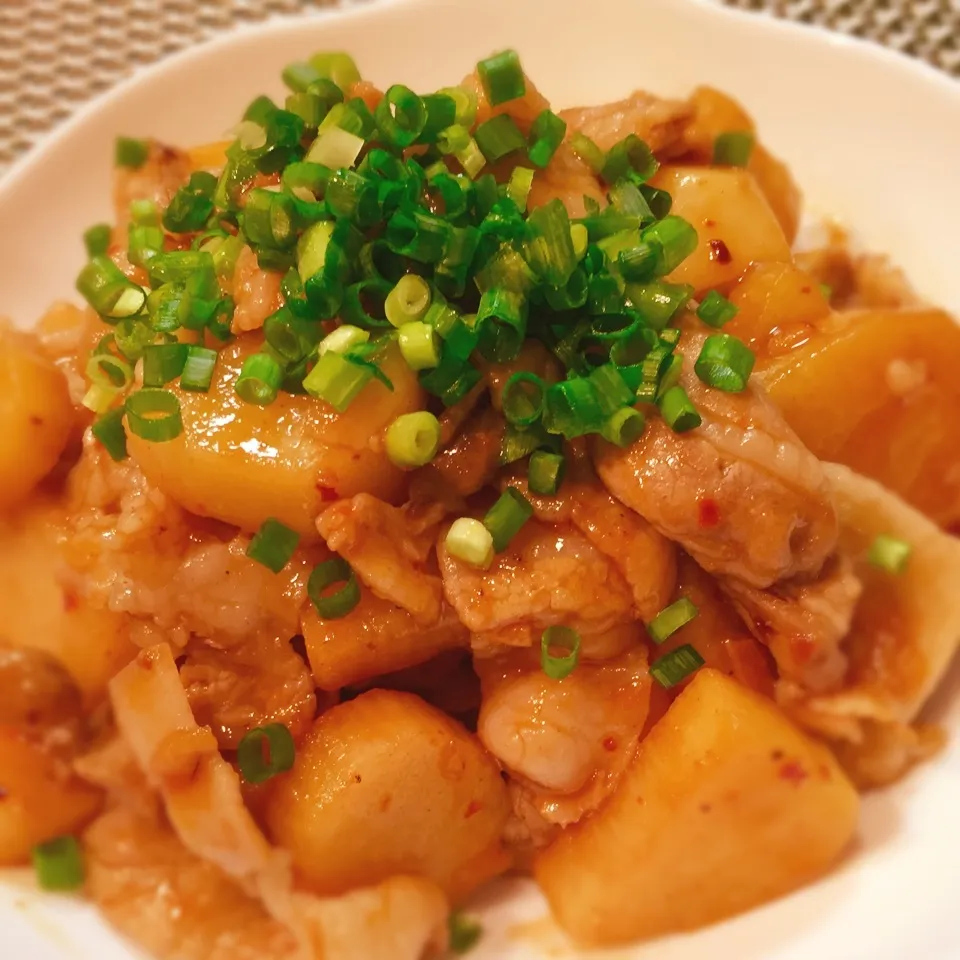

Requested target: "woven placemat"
[{"left": 1, "top": 0, "right": 957, "bottom": 174}]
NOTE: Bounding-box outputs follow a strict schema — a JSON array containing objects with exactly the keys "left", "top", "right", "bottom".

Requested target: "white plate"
[{"left": 2, "top": 0, "right": 960, "bottom": 957}]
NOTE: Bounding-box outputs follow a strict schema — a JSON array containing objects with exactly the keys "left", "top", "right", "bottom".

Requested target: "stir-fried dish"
[{"left": 3, "top": 48, "right": 960, "bottom": 958}]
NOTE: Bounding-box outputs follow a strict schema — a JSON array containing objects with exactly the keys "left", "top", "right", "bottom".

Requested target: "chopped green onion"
[
  {"left": 237, "top": 723, "right": 296, "bottom": 784},
  {"left": 697, "top": 290, "right": 739, "bottom": 328},
  {"left": 868, "top": 534, "right": 911, "bottom": 574},
  {"left": 540, "top": 625, "right": 581, "bottom": 680},
  {"left": 448, "top": 912, "right": 483, "bottom": 954},
  {"left": 477, "top": 49, "right": 525, "bottom": 106},
  {"left": 525, "top": 198, "right": 577, "bottom": 288},
  {"left": 588, "top": 363, "right": 634, "bottom": 416},
  {"left": 76, "top": 256, "right": 147, "bottom": 321},
  {"left": 543, "top": 378, "right": 605, "bottom": 439},
  {"left": 180, "top": 345, "right": 217, "bottom": 392},
  {"left": 528, "top": 109, "right": 566, "bottom": 168},
  {"left": 386, "top": 209, "right": 451, "bottom": 264},
  {"left": 398, "top": 321, "right": 441, "bottom": 371},
  {"left": 445, "top": 517, "right": 495, "bottom": 570},
  {"left": 528, "top": 450, "right": 565, "bottom": 496},
  {"left": 626, "top": 280, "right": 693, "bottom": 330},
  {"left": 819, "top": 282, "right": 833, "bottom": 301},
  {"left": 235, "top": 352, "right": 283, "bottom": 406},
  {"left": 128, "top": 221, "right": 164, "bottom": 267},
  {"left": 86, "top": 352, "right": 134, "bottom": 391},
  {"left": 303, "top": 350, "right": 373, "bottom": 411},
  {"left": 142, "top": 343, "right": 188, "bottom": 388},
  {"left": 91, "top": 407, "right": 128, "bottom": 462},
  {"left": 477, "top": 287, "right": 527, "bottom": 362},
  {"left": 319, "top": 324, "right": 370, "bottom": 357},
  {"left": 418, "top": 93, "right": 458, "bottom": 143},
  {"left": 305, "top": 125, "right": 365, "bottom": 168},
  {"left": 618, "top": 242, "right": 659, "bottom": 282},
  {"left": 438, "top": 86, "right": 477, "bottom": 127},
  {"left": 386, "top": 411, "right": 441, "bottom": 468},
  {"left": 650, "top": 644, "right": 705, "bottom": 689},
  {"left": 375, "top": 84, "right": 427, "bottom": 149},
  {"left": 282, "top": 60, "right": 322, "bottom": 93},
  {"left": 438, "top": 124, "right": 486, "bottom": 178},
  {"left": 124, "top": 388, "right": 183, "bottom": 442},
  {"left": 474, "top": 114, "right": 526, "bottom": 162},
  {"left": 247, "top": 518, "right": 301, "bottom": 573},
  {"left": 32, "top": 836, "right": 84, "bottom": 892},
  {"left": 656, "top": 353, "right": 683, "bottom": 399},
  {"left": 483, "top": 487, "right": 533, "bottom": 553},
  {"left": 641, "top": 216, "right": 698, "bottom": 276},
  {"left": 713, "top": 131, "right": 755, "bottom": 167},
  {"left": 600, "top": 407, "right": 646, "bottom": 446},
  {"left": 500, "top": 422, "right": 554, "bottom": 466},
  {"left": 694, "top": 334, "right": 755, "bottom": 393},
  {"left": 648, "top": 597, "right": 699, "bottom": 644},
  {"left": 602, "top": 134, "right": 658, "bottom": 184},
  {"left": 501, "top": 372, "right": 547, "bottom": 427},
  {"left": 163, "top": 171, "right": 217, "bottom": 233},
  {"left": 658, "top": 385, "right": 701, "bottom": 433},
  {"left": 385, "top": 274, "right": 432, "bottom": 328},
  {"left": 308, "top": 51, "right": 361, "bottom": 90},
  {"left": 570, "top": 223, "right": 588, "bottom": 261},
  {"left": 506, "top": 166, "right": 535, "bottom": 212},
  {"left": 308, "top": 556, "right": 360, "bottom": 618},
  {"left": 83, "top": 223, "right": 112, "bottom": 258},
  {"left": 570, "top": 132, "right": 604, "bottom": 173},
  {"left": 115, "top": 136, "right": 148, "bottom": 169},
  {"left": 264, "top": 308, "right": 322, "bottom": 364}
]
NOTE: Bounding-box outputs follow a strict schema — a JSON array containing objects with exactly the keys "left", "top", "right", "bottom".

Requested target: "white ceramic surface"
[{"left": 2, "top": 0, "right": 959, "bottom": 957}]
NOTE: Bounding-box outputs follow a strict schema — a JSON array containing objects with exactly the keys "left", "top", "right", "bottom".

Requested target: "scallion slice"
[
  {"left": 236, "top": 722, "right": 296, "bottom": 784},
  {"left": 540, "top": 625, "right": 581, "bottom": 680},
  {"left": 308, "top": 51, "right": 361, "bottom": 90},
  {"left": 483, "top": 487, "right": 533, "bottom": 553},
  {"left": 398, "top": 321, "right": 441, "bottom": 371},
  {"left": 319, "top": 324, "right": 370, "bottom": 357},
  {"left": 115, "top": 136, "right": 148, "bottom": 169},
  {"left": 501, "top": 372, "right": 547, "bottom": 428},
  {"left": 658, "top": 385, "right": 701, "bottom": 433},
  {"left": 570, "top": 132, "right": 604, "bottom": 173},
  {"left": 142, "top": 343, "right": 188, "bottom": 388},
  {"left": 694, "top": 334, "right": 755, "bottom": 393},
  {"left": 476, "top": 287, "right": 527, "bottom": 362},
  {"left": 697, "top": 290, "right": 739, "bottom": 328},
  {"left": 308, "top": 556, "right": 360, "bottom": 618},
  {"left": 386, "top": 411, "right": 441, "bottom": 468},
  {"left": 477, "top": 49, "right": 526, "bottom": 106},
  {"left": 528, "top": 109, "right": 566, "bottom": 169},
  {"left": 178, "top": 346, "right": 217, "bottom": 392},
  {"left": 31, "top": 836, "right": 84, "bottom": 891},
  {"left": 83, "top": 223, "right": 112, "bottom": 258},
  {"left": 445, "top": 517, "right": 495, "bottom": 570},
  {"left": 474, "top": 113, "right": 526, "bottom": 162},
  {"left": 124, "top": 388, "right": 183, "bottom": 442},
  {"left": 385, "top": 274, "right": 432, "bottom": 328},
  {"left": 602, "top": 134, "right": 658, "bottom": 184},
  {"left": 448, "top": 912, "right": 483, "bottom": 954},
  {"left": 91, "top": 407, "right": 128, "bottom": 462},
  {"left": 302, "top": 350, "right": 373, "bottom": 412},
  {"left": 600, "top": 407, "right": 646, "bottom": 447},
  {"left": 650, "top": 644, "right": 705, "bottom": 689},
  {"left": 868, "top": 534, "right": 911, "bottom": 574},
  {"left": 647, "top": 597, "right": 699, "bottom": 644},
  {"left": 375, "top": 84, "right": 427, "bottom": 149},
  {"left": 247, "top": 518, "right": 301, "bottom": 573},
  {"left": 76, "top": 256, "right": 146, "bottom": 321},
  {"left": 528, "top": 450, "right": 565, "bottom": 496},
  {"left": 713, "top": 131, "right": 755, "bottom": 167},
  {"left": 235, "top": 352, "right": 283, "bottom": 406}
]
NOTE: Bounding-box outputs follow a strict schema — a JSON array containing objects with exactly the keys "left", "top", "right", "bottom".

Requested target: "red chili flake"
[
  {"left": 61, "top": 588, "right": 79, "bottom": 612},
  {"left": 602, "top": 736, "right": 618, "bottom": 752},
  {"left": 29, "top": 415, "right": 43, "bottom": 427},
  {"left": 315, "top": 484, "right": 339, "bottom": 502},
  {"left": 699, "top": 802, "right": 712, "bottom": 813},
  {"left": 708, "top": 239, "right": 731, "bottom": 264},
  {"left": 698, "top": 498, "right": 720, "bottom": 528},
  {"left": 779, "top": 761, "right": 808, "bottom": 785},
  {"left": 800, "top": 285, "right": 812, "bottom": 294},
  {"left": 703, "top": 218, "right": 716, "bottom": 228},
  {"left": 464, "top": 799, "right": 482, "bottom": 819}
]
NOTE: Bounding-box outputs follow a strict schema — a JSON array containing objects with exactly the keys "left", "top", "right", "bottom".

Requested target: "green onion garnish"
[
  {"left": 483, "top": 487, "right": 533, "bottom": 553},
  {"left": 448, "top": 911, "right": 483, "bottom": 954},
  {"left": 658, "top": 385, "right": 701, "bottom": 433},
  {"left": 247, "top": 518, "right": 301, "bottom": 573},
  {"left": 527, "top": 450, "right": 565, "bottom": 496},
  {"left": 600, "top": 407, "right": 646, "bottom": 447},
  {"left": 235, "top": 352, "right": 284, "bottom": 406},
  {"left": 501, "top": 372, "right": 547, "bottom": 428},
  {"left": 76, "top": 256, "right": 147, "bottom": 321},
  {"left": 398, "top": 321, "right": 440, "bottom": 371},
  {"left": 385, "top": 274, "right": 431, "bottom": 328},
  {"left": 602, "top": 134, "right": 658, "bottom": 184},
  {"left": 713, "top": 130, "right": 755, "bottom": 167},
  {"left": 319, "top": 324, "right": 369, "bottom": 357},
  {"left": 477, "top": 49, "right": 526, "bottom": 106},
  {"left": 694, "top": 334, "right": 755, "bottom": 393},
  {"left": 303, "top": 350, "right": 373, "bottom": 411},
  {"left": 540, "top": 625, "right": 581, "bottom": 680},
  {"left": 650, "top": 644, "right": 705, "bottom": 689},
  {"left": 308, "top": 556, "right": 360, "bottom": 619},
  {"left": 115, "top": 136, "right": 148, "bottom": 169},
  {"left": 867, "top": 534, "right": 912, "bottom": 575},
  {"left": 528, "top": 109, "right": 566, "bottom": 169},
  {"left": 647, "top": 597, "right": 699, "bottom": 644},
  {"left": 697, "top": 290, "right": 739, "bottom": 328},
  {"left": 570, "top": 132, "right": 604, "bottom": 173},
  {"left": 445, "top": 517, "right": 495, "bottom": 570},
  {"left": 91, "top": 408, "right": 128, "bottom": 462},
  {"left": 375, "top": 84, "right": 427, "bottom": 149},
  {"left": 124, "top": 389, "right": 183, "bottom": 442},
  {"left": 83, "top": 223, "right": 112, "bottom": 258},
  {"left": 32, "top": 836, "right": 85, "bottom": 891},
  {"left": 474, "top": 113, "right": 526, "bottom": 162},
  {"left": 236, "top": 722, "right": 296, "bottom": 784},
  {"left": 642, "top": 215, "right": 698, "bottom": 276},
  {"left": 142, "top": 343, "right": 188, "bottom": 388},
  {"left": 386, "top": 411, "right": 441, "bottom": 468}
]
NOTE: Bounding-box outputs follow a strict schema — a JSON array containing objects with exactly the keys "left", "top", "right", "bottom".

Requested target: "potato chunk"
[
  {"left": 759, "top": 308, "right": 960, "bottom": 526},
  {"left": 0, "top": 727, "right": 102, "bottom": 864},
  {"left": 128, "top": 337, "right": 422, "bottom": 538},
  {"left": 650, "top": 167, "right": 791, "bottom": 294},
  {"left": 0, "top": 327, "right": 73, "bottom": 510},
  {"left": 265, "top": 689, "right": 510, "bottom": 900},
  {"left": 535, "top": 669, "right": 858, "bottom": 946}
]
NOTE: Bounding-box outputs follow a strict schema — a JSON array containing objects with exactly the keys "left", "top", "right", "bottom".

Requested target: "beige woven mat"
[{"left": 1, "top": 0, "right": 957, "bottom": 174}]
